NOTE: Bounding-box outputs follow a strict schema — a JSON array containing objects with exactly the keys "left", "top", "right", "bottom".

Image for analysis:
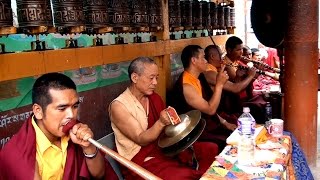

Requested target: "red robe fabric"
[
  {"left": 122, "top": 93, "right": 218, "bottom": 180},
  {"left": 0, "top": 116, "right": 114, "bottom": 180}
]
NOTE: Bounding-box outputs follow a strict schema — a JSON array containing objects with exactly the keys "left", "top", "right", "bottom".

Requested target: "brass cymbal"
[
  {"left": 158, "top": 110, "right": 201, "bottom": 148},
  {"left": 161, "top": 119, "right": 206, "bottom": 157}
]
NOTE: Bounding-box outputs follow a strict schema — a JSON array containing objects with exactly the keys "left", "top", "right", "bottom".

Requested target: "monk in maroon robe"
[
  {"left": 109, "top": 57, "right": 218, "bottom": 180},
  {"left": 0, "top": 73, "right": 108, "bottom": 180}
]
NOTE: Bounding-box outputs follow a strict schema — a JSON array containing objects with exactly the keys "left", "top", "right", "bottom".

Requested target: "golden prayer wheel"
[
  {"left": 180, "top": 0, "right": 193, "bottom": 30},
  {"left": 192, "top": 0, "right": 202, "bottom": 29},
  {"left": 52, "top": 0, "right": 85, "bottom": 33},
  {"left": 148, "top": 0, "right": 162, "bottom": 31}
]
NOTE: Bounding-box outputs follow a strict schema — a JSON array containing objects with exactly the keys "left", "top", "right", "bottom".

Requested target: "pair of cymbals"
[{"left": 158, "top": 110, "right": 206, "bottom": 156}]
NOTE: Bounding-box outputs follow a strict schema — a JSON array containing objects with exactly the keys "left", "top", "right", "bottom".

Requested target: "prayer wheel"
[
  {"left": 180, "top": 0, "right": 193, "bottom": 29},
  {"left": 129, "top": 0, "right": 148, "bottom": 30},
  {"left": 224, "top": 5, "right": 231, "bottom": 28},
  {"left": 148, "top": 0, "right": 162, "bottom": 30},
  {"left": 201, "top": 1, "right": 210, "bottom": 28},
  {"left": 0, "top": 0, "right": 13, "bottom": 27},
  {"left": 17, "top": 0, "right": 53, "bottom": 27},
  {"left": 108, "top": 0, "right": 130, "bottom": 30},
  {"left": 217, "top": 4, "right": 225, "bottom": 29},
  {"left": 52, "top": 0, "right": 85, "bottom": 27},
  {"left": 83, "top": 0, "right": 109, "bottom": 28},
  {"left": 230, "top": 6, "right": 235, "bottom": 28},
  {"left": 169, "top": 0, "right": 181, "bottom": 28},
  {"left": 210, "top": 2, "right": 218, "bottom": 29},
  {"left": 192, "top": 0, "right": 202, "bottom": 29}
]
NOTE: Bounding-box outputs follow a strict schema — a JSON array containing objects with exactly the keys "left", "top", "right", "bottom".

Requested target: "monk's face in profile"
[
  {"left": 34, "top": 88, "right": 79, "bottom": 139},
  {"left": 243, "top": 49, "right": 252, "bottom": 59},
  {"left": 135, "top": 63, "right": 159, "bottom": 95},
  {"left": 193, "top": 49, "right": 208, "bottom": 72},
  {"left": 208, "top": 47, "right": 223, "bottom": 68},
  {"left": 252, "top": 51, "right": 262, "bottom": 61},
  {"left": 227, "top": 44, "right": 243, "bottom": 61}
]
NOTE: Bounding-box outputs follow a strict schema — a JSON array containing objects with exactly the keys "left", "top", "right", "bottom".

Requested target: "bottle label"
[{"left": 238, "top": 117, "right": 255, "bottom": 135}]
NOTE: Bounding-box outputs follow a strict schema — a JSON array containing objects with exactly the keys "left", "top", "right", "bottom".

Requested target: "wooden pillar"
[
  {"left": 155, "top": 0, "right": 171, "bottom": 101},
  {"left": 284, "top": 0, "right": 318, "bottom": 165}
]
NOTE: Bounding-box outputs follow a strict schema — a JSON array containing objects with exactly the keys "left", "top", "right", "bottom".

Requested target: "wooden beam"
[
  {"left": 0, "top": 52, "right": 45, "bottom": 81},
  {"left": 168, "top": 35, "right": 229, "bottom": 53},
  {"left": 0, "top": 36, "right": 230, "bottom": 82}
]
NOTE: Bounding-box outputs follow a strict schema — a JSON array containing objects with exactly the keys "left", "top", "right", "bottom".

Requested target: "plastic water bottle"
[
  {"left": 265, "top": 102, "right": 272, "bottom": 122},
  {"left": 237, "top": 107, "right": 255, "bottom": 135},
  {"left": 237, "top": 107, "right": 255, "bottom": 166},
  {"left": 238, "top": 134, "right": 255, "bottom": 166}
]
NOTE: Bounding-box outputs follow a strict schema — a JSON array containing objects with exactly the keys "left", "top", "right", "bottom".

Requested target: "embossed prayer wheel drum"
[
  {"left": 83, "top": 0, "right": 109, "bottom": 28},
  {"left": 210, "top": 2, "right": 218, "bottom": 29},
  {"left": 201, "top": 1, "right": 210, "bottom": 28},
  {"left": 0, "top": 0, "right": 13, "bottom": 27},
  {"left": 217, "top": 4, "right": 225, "bottom": 29},
  {"left": 230, "top": 6, "right": 235, "bottom": 28},
  {"left": 129, "top": 0, "right": 148, "bottom": 30},
  {"left": 169, "top": 0, "right": 181, "bottom": 29},
  {"left": 148, "top": 0, "right": 162, "bottom": 30},
  {"left": 192, "top": 0, "right": 202, "bottom": 29},
  {"left": 52, "top": 0, "right": 85, "bottom": 27},
  {"left": 224, "top": 5, "right": 231, "bottom": 28},
  {"left": 108, "top": 0, "right": 130, "bottom": 30},
  {"left": 180, "top": 0, "right": 192, "bottom": 29},
  {"left": 16, "top": 0, "right": 53, "bottom": 27}
]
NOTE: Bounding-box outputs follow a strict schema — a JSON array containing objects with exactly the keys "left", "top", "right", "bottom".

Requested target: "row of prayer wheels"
[
  {"left": 169, "top": 0, "right": 235, "bottom": 31},
  {"left": 0, "top": 0, "right": 163, "bottom": 35}
]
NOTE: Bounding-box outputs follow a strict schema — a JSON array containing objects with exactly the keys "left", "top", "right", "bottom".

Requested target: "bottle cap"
[{"left": 243, "top": 107, "right": 250, "bottom": 113}]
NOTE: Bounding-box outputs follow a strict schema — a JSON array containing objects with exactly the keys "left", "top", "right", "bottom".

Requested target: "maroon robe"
[
  {"left": 168, "top": 73, "right": 232, "bottom": 151},
  {"left": 0, "top": 116, "right": 114, "bottom": 180},
  {"left": 123, "top": 93, "right": 218, "bottom": 180}
]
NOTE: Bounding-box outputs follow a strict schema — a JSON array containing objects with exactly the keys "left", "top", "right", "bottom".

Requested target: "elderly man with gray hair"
[{"left": 109, "top": 57, "right": 218, "bottom": 180}]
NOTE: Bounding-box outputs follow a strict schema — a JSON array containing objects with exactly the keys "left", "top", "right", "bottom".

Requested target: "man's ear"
[
  {"left": 131, "top": 72, "right": 139, "bottom": 83},
  {"left": 226, "top": 48, "right": 231, "bottom": 55},
  {"left": 191, "top": 57, "right": 197, "bottom": 65},
  {"left": 209, "top": 53, "right": 215, "bottom": 61},
  {"left": 33, "top": 104, "right": 44, "bottom": 120}
]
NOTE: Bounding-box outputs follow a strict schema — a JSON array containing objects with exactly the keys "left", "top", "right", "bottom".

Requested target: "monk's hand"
[
  {"left": 216, "top": 64, "right": 229, "bottom": 86},
  {"left": 69, "top": 123, "right": 93, "bottom": 148},
  {"left": 236, "top": 67, "right": 246, "bottom": 78},
  {"left": 247, "top": 67, "right": 257, "bottom": 78},
  {"left": 159, "top": 110, "right": 172, "bottom": 127},
  {"left": 224, "top": 122, "right": 237, "bottom": 131}
]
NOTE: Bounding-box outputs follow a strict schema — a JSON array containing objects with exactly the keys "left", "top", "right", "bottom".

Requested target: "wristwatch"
[{"left": 83, "top": 147, "right": 98, "bottom": 159}]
